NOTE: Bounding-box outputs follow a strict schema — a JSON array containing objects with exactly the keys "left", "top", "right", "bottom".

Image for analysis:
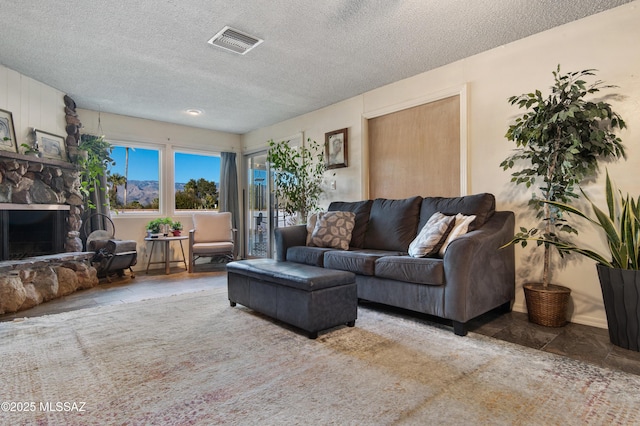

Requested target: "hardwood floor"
[{"left": 3, "top": 265, "right": 640, "bottom": 376}]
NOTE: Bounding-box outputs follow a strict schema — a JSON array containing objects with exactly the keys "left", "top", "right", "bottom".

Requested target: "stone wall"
[
  {"left": 0, "top": 96, "right": 105, "bottom": 316},
  {"left": 0, "top": 253, "right": 98, "bottom": 315},
  {"left": 0, "top": 153, "right": 84, "bottom": 252}
]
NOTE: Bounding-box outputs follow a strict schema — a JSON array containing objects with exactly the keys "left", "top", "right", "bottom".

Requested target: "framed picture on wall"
[
  {"left": 325, "top": 128, "right": 348, "bottom": 169},
  {"left": 35, "top": 129, "right": 67, "bottom": 161},
  {"left": 0, "top": 108, "right": 18, "bottom": 153}
]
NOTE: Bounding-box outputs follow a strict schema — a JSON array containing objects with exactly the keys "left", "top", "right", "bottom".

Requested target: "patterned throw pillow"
[
  {"left": 408, "top": 212, "right": 455, "bottom": 258},
  {"left": 438, "top": 213, "right": 477, "bottom": 256},
  {"left": 306, "top": 212, "right": 319, "bottom": 245},
  {"left": 310, "top": 211, "right": 356, "bottom": 250}
]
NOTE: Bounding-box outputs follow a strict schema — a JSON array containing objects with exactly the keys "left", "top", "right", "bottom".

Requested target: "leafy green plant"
[
  {"left": 146, "top": 217, "right": 174, "bottom": 233},
  {"left": 501, "top": 66, "right": 626, "bottom": 286},
  {"left": 171, "top": 221, "right": 183, "bottom": 231},
  {"left": 267, "top": 138, "right": 326, "bottom": 222},
  {"left": 533, "top": 172, "right": 639, "bottom": 270},
  {"left": 77, "top": 135, "right": 115, "bottom": 209},
  {"left": 20, "top": 142, "right": 39, "bottom": 155}
]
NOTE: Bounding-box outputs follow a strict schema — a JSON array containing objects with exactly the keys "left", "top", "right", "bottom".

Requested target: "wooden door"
[{"left": 368, "top": 96, "right": 460, "bottom": 199}]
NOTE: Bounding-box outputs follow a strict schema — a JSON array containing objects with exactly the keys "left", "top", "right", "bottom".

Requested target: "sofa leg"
[
  {"left": 308, "top": 331, "right": 318, "bottom": 339},
  {"left": 229, "top": 300, "right": 236, "bottom": 307},
  {"left": 346, "top": 321, "right": 355, "bottom": 327},
  {"left": 452, "top": 321, "right": 468, "bottom": 336},
  {"left": 499, "top": 300, "right": 512, "bottom": 313}
]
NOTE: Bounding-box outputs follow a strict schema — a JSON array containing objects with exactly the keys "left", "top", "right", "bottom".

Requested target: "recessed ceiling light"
[{"left": 186, "top": 109, "right": 203, "bottom": 116}]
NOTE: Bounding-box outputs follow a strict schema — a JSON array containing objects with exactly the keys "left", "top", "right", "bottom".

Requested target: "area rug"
[{"left": 2, "top": 288, "right": 640, "bottom": 425}]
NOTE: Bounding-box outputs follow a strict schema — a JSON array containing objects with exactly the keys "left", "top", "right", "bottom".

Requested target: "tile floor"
[{"left": 3, "top": 265, "right": 640, "bottom": 376}]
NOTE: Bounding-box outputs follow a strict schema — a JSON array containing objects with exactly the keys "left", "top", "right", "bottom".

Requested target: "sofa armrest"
[
  {"left": 274, "top": 225, "right": 307, "bottom": 261},
  {"left": 442, "top": 211, "right": 515, "bottom": 323}
]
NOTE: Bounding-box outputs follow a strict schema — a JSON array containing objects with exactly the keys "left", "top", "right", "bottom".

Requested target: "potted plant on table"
[
  {"left": 146, "top": 219, "right": 161, "bottom": 237},
  {"left": 533, "top": 173, "right": 640, "bottom": 350},
  {"left": 146, "top": 217, "right": 174, "bottom": 237},
  {"left": 267, "top": 138, "right": 326, "bottom": 224},
  {"left": 501, "top": 66, "right": 626, "bottom": 327},
  {"left": 171, "top": 221, "right": 183, "bottom": 236}
]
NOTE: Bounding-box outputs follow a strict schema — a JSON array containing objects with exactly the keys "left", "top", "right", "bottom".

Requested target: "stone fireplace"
[
  {"left": 0, "top": 151, "right": 98, "bottom": 315},
  {"left": 0, "top": 151, "right": 84, "bottom": 257}
]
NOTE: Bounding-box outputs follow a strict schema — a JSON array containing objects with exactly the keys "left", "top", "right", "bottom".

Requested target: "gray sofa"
[{"left": 274, "top": 193, "right": 515, "bottom": 335}]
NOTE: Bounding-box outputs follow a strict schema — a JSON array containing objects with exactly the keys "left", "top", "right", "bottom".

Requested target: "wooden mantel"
[{"left": 0, "top": 150, "right": 77, "bottom": 170}]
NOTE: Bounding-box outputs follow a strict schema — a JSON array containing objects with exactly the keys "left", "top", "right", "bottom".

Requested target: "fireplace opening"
[{"left": 1, "top": 209, "right": 67, "bottom": 260}]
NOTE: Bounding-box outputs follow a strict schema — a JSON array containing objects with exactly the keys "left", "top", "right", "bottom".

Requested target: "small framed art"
[
  {"left": 0, "top": 108, "right": 18, "bottom": 153},
  {"left": 35, "top": 129, "right": 67, "bottom": 161},
  {"left": 325, "top": 128, "right": 348, "bottom": 169}
]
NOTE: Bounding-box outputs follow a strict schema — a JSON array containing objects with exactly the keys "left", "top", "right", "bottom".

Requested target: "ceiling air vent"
[{"left": 207, "top": 26, "right": 263, "bottom": 55}]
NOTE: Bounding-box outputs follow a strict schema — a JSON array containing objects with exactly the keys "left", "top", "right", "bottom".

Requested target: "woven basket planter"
[{"left": 523, "top": 283, "right": 571, "bottom": 327}]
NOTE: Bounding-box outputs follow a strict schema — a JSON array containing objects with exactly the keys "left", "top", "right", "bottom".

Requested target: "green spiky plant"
[
  {"left": 501, "top": 66, "right": 626, "bottom": 287},
  {"left": 535, "top": 172, "right": 639, "bottom": 270}
]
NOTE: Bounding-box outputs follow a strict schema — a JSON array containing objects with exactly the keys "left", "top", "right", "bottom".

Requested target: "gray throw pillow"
[
  {"left": 408, "top": 212, "right": 455, "bottom": 258},
  {"left": 438, "top": 213, "right": 477, "bottom": 256},
  {"left": 328, "top": 200, "right": 373, "bottom": 248},
  {"left": 310, "top": 211, "right": 356, "bottom": 250},
  {"left": 306, "top": 212, "right": 319, "bottom": 245}
]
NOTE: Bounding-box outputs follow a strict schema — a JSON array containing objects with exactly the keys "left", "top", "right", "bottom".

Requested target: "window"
[
  {"left": 108, "top": 146, "right": 160, "bottom": 211},
  {"left": 174, "top": 151, "right": 221, "bottom": 210}
]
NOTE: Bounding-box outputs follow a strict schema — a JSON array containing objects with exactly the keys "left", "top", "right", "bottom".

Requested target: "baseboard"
[{"left": 512, "top": 301, "right": 608, "bottom": 330}]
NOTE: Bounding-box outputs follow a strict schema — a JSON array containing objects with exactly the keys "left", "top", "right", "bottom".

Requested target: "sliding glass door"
[
  {"left": 244, "top": 136, "right": 303, "bottom": 259},
  {"left": 245, "top": 152, "right": 271, "bottom": 258}
]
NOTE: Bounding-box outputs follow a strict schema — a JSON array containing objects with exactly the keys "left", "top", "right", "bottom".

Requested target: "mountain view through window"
[{"left": 107, "top": 147, "right": 220, "bottom": 211}]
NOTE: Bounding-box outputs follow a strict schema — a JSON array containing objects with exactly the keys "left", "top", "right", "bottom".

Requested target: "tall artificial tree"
[{"left": 501, "top": 66, "right": 626, "bottom": 287}]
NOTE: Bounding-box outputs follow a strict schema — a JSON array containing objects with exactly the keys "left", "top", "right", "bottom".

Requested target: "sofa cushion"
[
  {"left": 375, "top": 256, "right": 445, "bottom": 286},
  {"left": 309, "top": 211, "right": 355, "bottom": 250},
  {"left": 363, "top": 196, "right": 422, "bottom": 251},
  {"left": 419, "top": 193, "right": 495, "bottom": 231},
  {"left": 286, "top": 246, "right": 333, "bottom": 267},
  {"left": 328, "top": 200, "right": 373, "bottom": 248},
  {"left": 324, "top": 249, "right": 404, "bottom": 276},
  {"left": 438, "top": 213, "right": 476, "bottom": 256},
  {"left": 408, "top": 212, "right": 455, "bottom": 258}
]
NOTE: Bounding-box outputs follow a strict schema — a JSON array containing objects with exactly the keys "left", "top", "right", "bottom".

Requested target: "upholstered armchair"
[{"left": 188, "top": 212, "right": 235, "bottom": 273}]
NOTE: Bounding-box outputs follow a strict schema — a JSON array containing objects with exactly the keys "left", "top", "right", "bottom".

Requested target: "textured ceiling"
[{"left": 0, "top": 0, "right": 633, "bottom": 134}]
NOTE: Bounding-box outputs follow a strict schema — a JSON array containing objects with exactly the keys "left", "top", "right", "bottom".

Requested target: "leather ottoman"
[{"left": 226, "top": 259, "right": 357, "bottom": 338}]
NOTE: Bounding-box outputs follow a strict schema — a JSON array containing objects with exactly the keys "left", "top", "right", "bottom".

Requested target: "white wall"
[
  {"left": 242, "top": 96, "right": 365, "bottom": 205},
  {"left": 0, "top": 65, "right": 66, "bottom": 148},
  {"left": 79, "top": 109, "right": 242, "bottom": 271},
  {"left": 242, "top": 1, "right": 640, "bottom": 328},
  {"left": 1, "top": 65, "right": 242, "bottom": 273}
]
